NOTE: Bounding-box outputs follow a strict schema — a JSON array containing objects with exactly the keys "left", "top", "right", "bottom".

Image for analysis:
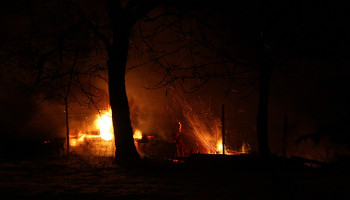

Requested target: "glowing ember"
[
  {"left": 96, "top": 109, "right": 114, "bottom": 141},
  {"left": 184, "top": 107, "right": 222, "bottom": 154},
  {"left": 179, "top": 97, "right": 245, "bottom": 155},
  {"left": 133, "top": 129, "right": 143, "bottom": 140}
]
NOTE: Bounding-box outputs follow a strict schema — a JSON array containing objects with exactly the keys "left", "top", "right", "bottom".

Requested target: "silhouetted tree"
[
  {"left": 1, "top": 0, "right": 214, "bottom": 166},
  {"left": 5, "top": 0, "right": 344, "bottom": 164},
  {"left": 143, "top": 1, "right": 275, "bottom": 157}
]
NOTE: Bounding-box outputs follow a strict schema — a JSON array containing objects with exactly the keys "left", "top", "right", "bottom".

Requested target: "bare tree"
[
  {"left": 132, "top": 1, "right": 273, "bottom": 157},
  {"left": 1, "top": 0, "right": 216, "bottom": 166},
  {"left": 3, "top": 0, "right": 307, "bottom": 164},
  {"left": 0, "top": 1, "right": 107, "bottom": 158}
]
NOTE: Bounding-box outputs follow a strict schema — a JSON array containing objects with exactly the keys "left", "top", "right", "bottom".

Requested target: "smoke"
[
  {"left": 0, "top": 80, "right": 67, "bottom": 140},
  {"left": 0, "top": 80, "right": 36, "bottom": 138}
]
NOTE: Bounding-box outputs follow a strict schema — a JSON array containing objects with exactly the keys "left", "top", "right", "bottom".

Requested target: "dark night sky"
[{"left": 1, "top": 0, "right": 350, "bottom": 160}]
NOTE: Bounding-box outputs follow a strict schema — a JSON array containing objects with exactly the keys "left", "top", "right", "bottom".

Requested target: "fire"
[
  {"left": 178, "top": 122, "right": 182, "bottom": 132},
  {"left": 180, "top": 98, "right": 249, "bottom": 155},
  {"left": 216, "top": 140, "right": 223, "bottom": 154},
  {"left": 133, "top": 129, "right": 143, "bottom": 140},
  {"left": 184, "top": 108, "right": 222, "bottom": 154},
  {"left": 241, "top": 142, "right": 250, "bottom": 154},
  {"left": 70, "top": 138, "right": 77, "bottom": 147},
  {"left": 69, "top": 132, "right": 86, "bottom": 147},
  {"left": 96, "top": 109, "right": 114, "bottom": 141},
  {"left": 68, "top": 109, "right": 115, "bottom": 156}
]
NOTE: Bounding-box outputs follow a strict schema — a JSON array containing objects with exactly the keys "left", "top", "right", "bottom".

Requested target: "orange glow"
[
  {"left": 216, "top": 140, "right": 223, "bottom": 154},
  {"left": 95, "top": 109, "right": 114, "bottom": 141},
  {"left": 133, "top": 129, "right": 143, "bottom": 140},
  {"left": 184, "top": 108, "right": 222, "bottom": 154},
  {"left": 70, "top": 138, "right": 77, "bottom": 147},
  {"left": 69, "top": 132, "right": 86, "bottom": 147},
  {"left": 178, "top": 122, "right": 182, "bottom": 132},
  {"left": 182, "top": 101, "right": 246, "bottom": 155},
  {"left": 68, "top": 109, "right": 115, "bottom": 156},
  {"left": 240, "top": 142, "right": 250, "bottom": 154}
]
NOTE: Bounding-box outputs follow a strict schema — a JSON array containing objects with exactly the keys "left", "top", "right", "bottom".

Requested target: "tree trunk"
[
  {"left": 107, "top": 1, "right": 141, "bottom": 166},
  {"left": 256, "top": 54, "right": 272, "bottom": 158},
  {"left": 108, "top": 46, "right": 141, "bottom": 166}
]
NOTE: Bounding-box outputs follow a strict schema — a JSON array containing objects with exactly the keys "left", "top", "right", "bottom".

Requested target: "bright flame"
[
  {"left": 69, "top": 132, "right": 86, "bottom": 147},
  {"left": 133, "top": 129, "right": 143, "bottom": 140},
  {"left": 77, "top": 133, "right": 86, "bottom": 142},
  {"left": 68, "top": 109, "right": 115, "bottom": 157},
  {"left": 70, "top": 139, "right": 77, "bottom": 147},
  {"left": 216, "top": 140, "right": 223, "bottom": 154},
  {"left": 96, "top": 109, "right": 114, "bottom": 141}
]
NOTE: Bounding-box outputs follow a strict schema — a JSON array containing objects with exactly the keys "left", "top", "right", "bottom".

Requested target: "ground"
[{"left": 0, "top": 156, "right": 350, "bottom": 200}]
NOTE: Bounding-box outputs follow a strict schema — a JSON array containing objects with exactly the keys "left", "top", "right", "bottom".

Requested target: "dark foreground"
[{"left": 0, "top": 156, "right": 350, "bottom": 200}]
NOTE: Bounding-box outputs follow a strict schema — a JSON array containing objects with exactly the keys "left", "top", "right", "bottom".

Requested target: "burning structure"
[
  {"left": 67, "top": 98, "right": 251, "bottom": 160},
  {"left": 68, "top": 109, "right": 115, "bottom": 157}
]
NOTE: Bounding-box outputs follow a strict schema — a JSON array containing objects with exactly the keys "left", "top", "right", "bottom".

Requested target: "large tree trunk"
[
  {"left": 256, "top": 63, "right": 271, "bottom": 158},
  {"left": 107, "top": 1, "right": 141, "bottom": 166},
  {"left": 256, "top": 37, "right": 272, "bottom": 157},
  {"left": 108, "top": 60, "right": 140, "bottom": 166},
  {"left": 255, "top": 1, "right": 273, "bottom": 159}
]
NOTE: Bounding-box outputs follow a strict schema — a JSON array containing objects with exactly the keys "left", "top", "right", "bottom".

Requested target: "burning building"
[{"left": 67, "top": 99, "right": 251, "bottom": 160}]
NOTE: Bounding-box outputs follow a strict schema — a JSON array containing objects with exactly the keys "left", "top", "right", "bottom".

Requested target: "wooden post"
[
  {"left": 65, "top": 100, "right": 70, "bottom": 158},
  {"left": 222, "top": 104, "right": 225, "bottom": 155},
  {"left": 282, "top": 116, "right": 288, "bottom": 157}
]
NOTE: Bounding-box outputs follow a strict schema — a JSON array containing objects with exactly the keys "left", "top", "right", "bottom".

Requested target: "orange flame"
[
  {"left": 133, "top": 129, "right": 143, "bottom": 140},
  {"left": 178, "top": 122, "right": 182, "bottom": 133},
  {"left": 216, "top": 139, "right": 223, "bottom": 154},
  {"left": 69, "top": 132, "right": 86, "bottom": 147},
  {"left": 69, "top": 109, "right": 114, "bottom": 148},
  {"left": 96, "top": 109, "right": 114, "bottom": 141}
]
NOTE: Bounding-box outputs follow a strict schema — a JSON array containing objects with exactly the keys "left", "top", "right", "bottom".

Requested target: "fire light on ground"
[{"left": 214, "top": 139, "right": 247, "bottom": 155}]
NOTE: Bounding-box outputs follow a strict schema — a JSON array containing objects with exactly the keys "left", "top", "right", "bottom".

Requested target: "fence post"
[{"left": 222, "top": 104, "right": 225, "bottom": 155}]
